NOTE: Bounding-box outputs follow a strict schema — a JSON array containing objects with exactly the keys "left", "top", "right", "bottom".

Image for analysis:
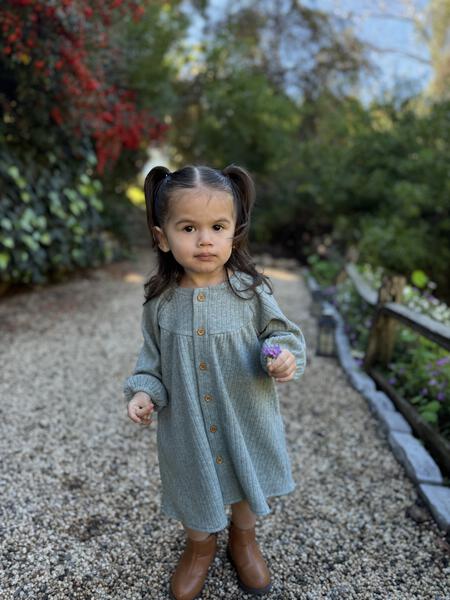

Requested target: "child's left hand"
[{"left": 267, "top": 349, "right": 297, "bottom": 382}]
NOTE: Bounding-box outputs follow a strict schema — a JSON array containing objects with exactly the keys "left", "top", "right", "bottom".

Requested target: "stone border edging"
[{"left": 302, "top": 267, "right": 450, "bottom": 533}]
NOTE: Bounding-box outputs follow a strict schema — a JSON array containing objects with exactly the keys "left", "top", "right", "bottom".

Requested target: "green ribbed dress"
[{"left": 123, "top": 271, "right": 307, "bottom": 532}]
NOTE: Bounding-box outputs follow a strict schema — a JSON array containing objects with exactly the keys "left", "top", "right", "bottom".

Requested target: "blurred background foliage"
[
  {"left": 0, "top": 0, "right": 184, "bottom": 284},
  {"left": 0, "top": 0, "right": 449, "bottom": 304}
]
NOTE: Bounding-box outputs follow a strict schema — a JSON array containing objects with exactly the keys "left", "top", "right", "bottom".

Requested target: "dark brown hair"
[{"left": 142, "top": 163, "right": 272, "bottom": 303}]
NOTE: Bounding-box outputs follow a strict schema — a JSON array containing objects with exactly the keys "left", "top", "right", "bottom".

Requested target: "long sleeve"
[
  {"left": 253, "top": 284, "right": 307, "bottom": 381},
  {"left": 123, "top": 297, "right": 168, "bottom": 412}
]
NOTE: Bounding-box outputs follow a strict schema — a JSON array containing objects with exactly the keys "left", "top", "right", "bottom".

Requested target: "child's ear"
[{"left": 152, "top": 226, "right": 170, "bottom": 252}]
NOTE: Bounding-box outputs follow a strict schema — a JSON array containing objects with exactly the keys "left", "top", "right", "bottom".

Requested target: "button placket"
[{"left": 193, "top": 289, "right": 224, "bottom": 468}]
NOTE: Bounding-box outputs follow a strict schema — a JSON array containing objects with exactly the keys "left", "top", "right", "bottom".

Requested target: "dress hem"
[{"left": 159, "top": 482, "right": 296, "bottom": 533}]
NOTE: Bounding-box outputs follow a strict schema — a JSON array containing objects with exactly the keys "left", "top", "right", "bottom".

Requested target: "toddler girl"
[{"left": 123, "top": 164, "right": 307, "bottom": 599}]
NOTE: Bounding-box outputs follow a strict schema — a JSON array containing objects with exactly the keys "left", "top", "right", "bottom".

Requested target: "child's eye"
[{"left": 182, "top": 224, "right": 224, "bottom": 232}]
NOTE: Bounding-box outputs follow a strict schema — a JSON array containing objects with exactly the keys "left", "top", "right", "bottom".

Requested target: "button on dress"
[{"left": 123, "top": 271, "right": 307, "bottom": 533}]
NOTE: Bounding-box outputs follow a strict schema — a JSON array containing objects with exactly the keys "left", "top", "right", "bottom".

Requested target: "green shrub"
[{"left": 0, "top": 147, "right": 119, "bottom": 285}]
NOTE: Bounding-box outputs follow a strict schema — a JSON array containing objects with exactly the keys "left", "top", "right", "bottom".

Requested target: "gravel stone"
[{"left": 0, "top": 250, "right": 449, "bottom": 599}]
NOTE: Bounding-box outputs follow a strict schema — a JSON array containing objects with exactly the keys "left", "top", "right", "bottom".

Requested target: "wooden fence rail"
[{"left": 336, "top": 263, "right": 450, "bottom": 367}]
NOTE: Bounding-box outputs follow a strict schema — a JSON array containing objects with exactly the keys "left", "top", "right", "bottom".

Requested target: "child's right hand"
[{"left": 127, "top": 391, "right": 155, "bottom": 425}]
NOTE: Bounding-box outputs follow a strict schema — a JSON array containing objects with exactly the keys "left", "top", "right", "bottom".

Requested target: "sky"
[
  {"left": 306, "top": 0, "right": 431, "bottom": 98},
  {"left": 185, "top": 0, "right": 432, "bottom": 101}
]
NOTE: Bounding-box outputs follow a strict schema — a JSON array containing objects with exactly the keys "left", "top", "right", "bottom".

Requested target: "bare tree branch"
[{"left": 364, "top": 41, "right": 431, "bottom": 66}]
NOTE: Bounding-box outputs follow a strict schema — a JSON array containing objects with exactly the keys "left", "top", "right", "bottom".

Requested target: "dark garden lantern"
[
  {"left": 311, "top": 288, "right": 325, "bottom": 317},
  {"left": 316, "top": 307, "right": 337, "bottom": 357}
]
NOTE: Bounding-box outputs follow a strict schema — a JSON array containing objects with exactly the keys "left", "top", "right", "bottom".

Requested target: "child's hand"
[
  {"left": 128, "top": 391, "right": 155, "bottom": 425},
  {"left": 267, "top": 349, "right": 297, "bottom": 382}
]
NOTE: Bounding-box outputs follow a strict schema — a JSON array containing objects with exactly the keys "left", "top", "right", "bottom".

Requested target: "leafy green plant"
[
  {"left": 0, "top": 146, "right": 119, "bottom": 285},
  {"left": 379, "top": 337, "right": 450, "bottom": 438},
  {"left": 306, "top": 254, "right": 342, "bottom": 286}
]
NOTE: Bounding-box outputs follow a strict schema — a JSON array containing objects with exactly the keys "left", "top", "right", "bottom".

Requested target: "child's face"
[{"left": 153, "top": 186, "right": 236, "bottom": 283}]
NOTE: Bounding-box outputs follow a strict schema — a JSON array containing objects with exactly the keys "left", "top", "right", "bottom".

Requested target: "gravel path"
[{"left": 1, "top": 248, "right": 449, "bottom": 600}]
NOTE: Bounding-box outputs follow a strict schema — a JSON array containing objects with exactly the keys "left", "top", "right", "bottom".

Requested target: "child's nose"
[{"left": 198, "top": 230, "right": 212, "bottom": 245}]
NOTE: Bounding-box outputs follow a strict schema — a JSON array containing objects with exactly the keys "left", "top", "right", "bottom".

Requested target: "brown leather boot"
[
  {"left": 226, "top": 522, "right": 272, "bottom": 595},
  {"left": 169, "top": 532, "right": 217, "bottom": 600}
]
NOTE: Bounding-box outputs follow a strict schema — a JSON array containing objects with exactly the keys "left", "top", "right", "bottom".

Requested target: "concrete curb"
[{"left": 302, "top": 268, "right": 450, "bottom": 533}]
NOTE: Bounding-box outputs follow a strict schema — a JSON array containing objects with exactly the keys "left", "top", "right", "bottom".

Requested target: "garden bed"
[
  {"left": 308, "top": 256, "right": 450, "bottom": 448},
  {"left": 369, "top": 367, "right": 450, "bottom": 479}
]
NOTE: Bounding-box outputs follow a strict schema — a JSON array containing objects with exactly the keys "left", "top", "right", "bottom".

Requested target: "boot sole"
[
  {"left": 226, "top": 546, "right": 272, "bottom": 596},
  {"left": 168, "top": 585, "right": 205, "bottom": 600}
]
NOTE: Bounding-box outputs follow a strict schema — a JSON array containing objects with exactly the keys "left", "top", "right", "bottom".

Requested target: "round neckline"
[{"left": 174, "top": 271, "right": 239, "bottom": 294}]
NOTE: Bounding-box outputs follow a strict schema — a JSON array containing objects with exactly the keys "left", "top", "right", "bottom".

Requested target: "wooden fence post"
[{"left": 363, "top": 274, "right": 406, "bottom": 370}]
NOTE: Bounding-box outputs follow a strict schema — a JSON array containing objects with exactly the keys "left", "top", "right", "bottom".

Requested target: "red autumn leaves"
[{"left": 1, "top": 0, "right": 167, "bottom": 173}]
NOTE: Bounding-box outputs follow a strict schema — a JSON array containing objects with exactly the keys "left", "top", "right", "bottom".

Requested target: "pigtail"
[
  {"left": 143, "top": 165, "right": 185, "bottom": 302},
  {"left": 144, "top": 166, "right": 171, "bottom": 243},
  {"left": 222, "top": 164, "right": 273, "bottom": 297},
  {"left": 222, "top": 164, "right": 255, "bottom": 248}
]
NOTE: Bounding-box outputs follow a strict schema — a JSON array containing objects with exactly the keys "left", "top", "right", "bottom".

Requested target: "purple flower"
[
  {"left": 388, "top": 377, "right": 397, "bottom": 385},
  {"left": 436, "top": 356, "right": 450, "bottom": 367},
  {"left": 420, "top": 388, "right": 428, "bottom": 396},
  {"left": 323, "top": 286, "right": 336, "bottom": 295},
  {"left": 437, "top": 391, "right": 446, "bottom": 402},
  {"left": 428, "top": 378, "right": 438, "bottom": 386},
  {"left": 262, "top": 343, "right": 282, "bottom": 359}
]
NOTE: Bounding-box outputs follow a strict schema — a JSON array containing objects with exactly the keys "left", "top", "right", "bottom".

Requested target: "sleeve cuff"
[
  {"left": 259, "top": 334, "right": 307, "bottom": 381},
  {"left": 123, "top": 374, "right": 168, "bottom": 412}
]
